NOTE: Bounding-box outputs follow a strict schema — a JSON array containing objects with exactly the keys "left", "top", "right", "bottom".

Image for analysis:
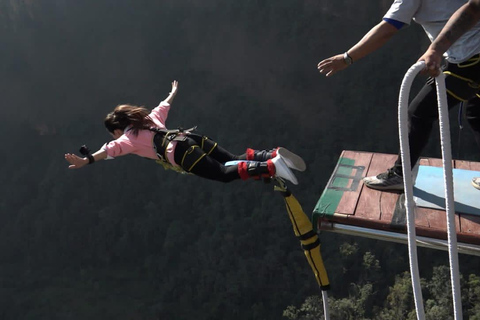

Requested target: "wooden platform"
[{"left": 313, "top": 150, "right": 480, "bottom": 250}]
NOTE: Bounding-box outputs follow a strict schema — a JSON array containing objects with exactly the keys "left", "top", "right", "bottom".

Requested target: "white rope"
[
  {"left": 398, "top": 61, "right": 426, "bottom": 320},
  {"left": 399, "top": 61, "right": 463, "bottom": 319},
  {"left": 435, "top": 72, "right": 463, "bottom": 320}
]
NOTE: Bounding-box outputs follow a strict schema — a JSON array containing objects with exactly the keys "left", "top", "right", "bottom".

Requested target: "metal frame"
[{"left": 319, "top": 222, "right": 480, "bottom": 257}]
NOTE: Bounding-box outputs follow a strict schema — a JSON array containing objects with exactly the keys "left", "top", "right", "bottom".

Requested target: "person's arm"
[
  {"left": 162, "top": 80, "right": 179, "bottom": 104},
  {"left": 64, "top": 149, "right": 108, "bottom": 169},
  {"left": 419, "top": 0, "right": 480, "bottom": 76},
  {"left": 318, "top": 20, "right": 399, "bottom": 77},
  {"left": 150, "top": 80, "right": 179, "bottom": 125}
]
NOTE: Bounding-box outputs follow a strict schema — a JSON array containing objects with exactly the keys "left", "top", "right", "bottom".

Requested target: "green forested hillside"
[{"left": 1, "top": 1, "right": 479, "bottom": 319}]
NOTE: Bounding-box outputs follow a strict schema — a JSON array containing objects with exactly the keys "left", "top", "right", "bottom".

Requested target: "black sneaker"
[{"left": 363, "top": 168, "right": 404, "bottom": 191}]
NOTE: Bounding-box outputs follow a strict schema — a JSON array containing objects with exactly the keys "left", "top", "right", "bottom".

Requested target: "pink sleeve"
[
  {"left": 149, "top": 101, "right": 171, "bottom": 127},
  {"left": 102, "top": 136, "right": 136, "bottom": 158}
]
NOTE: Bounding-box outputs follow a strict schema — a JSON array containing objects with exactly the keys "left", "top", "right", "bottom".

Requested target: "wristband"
[
  {"left": 87, "top": 154, "right": 95, "bottom": 164},
  {"left": 79, "top": 145, "right": 94, "bottom": 164}
]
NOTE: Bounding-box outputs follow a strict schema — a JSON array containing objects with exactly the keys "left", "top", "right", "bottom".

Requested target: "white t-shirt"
[{"left": 384, "top": 0, "right": 480, "bottom": 63}]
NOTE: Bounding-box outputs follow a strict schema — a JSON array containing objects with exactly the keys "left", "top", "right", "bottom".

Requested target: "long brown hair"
[{"left": 104, "top": 104, "right": 155, "bottom": 136}]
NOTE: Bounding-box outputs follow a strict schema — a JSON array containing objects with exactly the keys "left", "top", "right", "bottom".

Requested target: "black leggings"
[
  {"left": 173, "top": 134, "right": 247, "bottom": 183},
  {"left": 393, "top": 55, "right": 480, "bottom": 175}
]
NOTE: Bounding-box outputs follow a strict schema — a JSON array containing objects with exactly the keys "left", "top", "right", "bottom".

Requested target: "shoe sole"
[
  {"left": 364, "top": 184, "right": 404, "bottom": 191},
  {"left": 277, "top": 148, "right": 306, "bottom": 172},
  {"left": 272, "top": 156, "right": 298, "bottom": 185},
  {"left": 363, "top": 179, "right": 404, "bottom": 191},
  {"left": 472, "top": 179, "right": 480, "bottom": 191}
]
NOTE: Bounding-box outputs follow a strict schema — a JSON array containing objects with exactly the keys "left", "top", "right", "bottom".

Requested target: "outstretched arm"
[
  {"left": 64, "top": 149, "right": 107, "bottom": 169},
  {"left": 419, "top": 0, "right": 480, "bottom": 76},
  {"left": 318, "top": 21, "right": 399, "bottom": 77},
  {"left": 163, "top": 80, "right": 179, "bottom": 104}
]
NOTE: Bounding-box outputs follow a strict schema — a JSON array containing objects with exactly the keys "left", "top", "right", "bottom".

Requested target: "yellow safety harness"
[
  {"left": 151, "top": 126, "right": 218, "bottom": 174},
  {"left": 179, "top": 135, "right": 218, "bottom": 172},
  {"left": 443, "top": 54, "right": 480, "bottom": 101}
]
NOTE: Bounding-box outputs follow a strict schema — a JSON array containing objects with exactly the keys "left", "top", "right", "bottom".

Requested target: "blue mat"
[{"left": 413, "top": 166, "right": 480, "bottom": 216}]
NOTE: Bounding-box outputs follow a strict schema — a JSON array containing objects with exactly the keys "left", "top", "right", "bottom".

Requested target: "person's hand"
[
  {"left": 418, "top": 48, "right": 442, "bottom": 77},
  {"left": 163, "top": 80, "right": 179, "bottom": 104},
  {"left": 64, "top": 153, "right": 88, "bottom": 169},
  {"left": 318, "top": 54, "right": 349, "bottom": 77},
  {"left": 170, "top": 80, "right": 179, "bottom": 96}
]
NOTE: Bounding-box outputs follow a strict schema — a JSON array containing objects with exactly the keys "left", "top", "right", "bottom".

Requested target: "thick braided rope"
[
  {"left": 398, "top": 61, "right": 426, "bottom": 320},
  {"left": 435, "top": 72, "right": 462, "bottom": 320},
  {"left": 399, "top": 61, "right": 463, "bottom": 319}
]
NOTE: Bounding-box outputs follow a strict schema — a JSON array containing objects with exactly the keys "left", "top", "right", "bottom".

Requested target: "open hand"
[
  {"left": 318, "top": 54, "right": 349, "bottom": 77},
  {"left": 170, "top": 80, "right": 179, "bottom": 95},
  {"left": 64, "top": 153, "right": 88, "bottom": 169}
]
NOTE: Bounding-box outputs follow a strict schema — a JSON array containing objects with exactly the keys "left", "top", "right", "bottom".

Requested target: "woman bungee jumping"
[{"left": 64, "top": 80, "right": 305, "bottom": 184}]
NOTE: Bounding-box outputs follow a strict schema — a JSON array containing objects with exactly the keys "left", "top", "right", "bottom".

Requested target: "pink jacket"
[{"left": 102, "top": 101, "right": 179, "bottom": 165}]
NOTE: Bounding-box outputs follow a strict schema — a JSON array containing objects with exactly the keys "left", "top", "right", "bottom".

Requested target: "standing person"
[
  {"left": 65, "top": 80, "right": 306, "bottom": 185},
  {"left": 317, "top": 0, "right": 480, "bottom": 191},
  {"left": 418, "top": 0, "right": 480, "bottom": 190},
  {"left": 420, "top": 0, "right": 480, "bottom": 77}
]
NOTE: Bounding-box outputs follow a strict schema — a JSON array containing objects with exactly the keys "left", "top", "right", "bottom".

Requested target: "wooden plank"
[
  {"left": 379, "top": 190, "right": 401, "bottom": 223},
  {"left": 335, "top": 151, "right": 372, "bottom": 215},
  {"left": 356, "top": 153, "right": 398, "bottom": 222},
  {"left": 414, "top": 207, "right": 451, "bottom": 233},
  {"left": 419, "top": 158, "right": 447, "bottom": 167},
  {"left": 460, "top": 215, "right": 480, "bottom": 235},
  {"left": 454, "top": 160, "right": 474, "bottom": 170}
]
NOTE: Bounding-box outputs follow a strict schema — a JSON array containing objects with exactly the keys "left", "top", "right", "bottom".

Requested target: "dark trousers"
[
  {"left": 393, "top": 55, "right": 480, "bottom": 175},
  {"left": 173, "top": 134, "right": 247, "bottom": 183}
]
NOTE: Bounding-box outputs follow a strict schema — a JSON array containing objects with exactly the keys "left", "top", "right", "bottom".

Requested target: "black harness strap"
[
  {"left": 297, "top": 230, "right": 317, "bottom": 241},
  {"left": 150, "top": 126, "right": 197, "bottom": 161},
  {"left": 301, "top": 238, "right": 320, "bottom": 251}
]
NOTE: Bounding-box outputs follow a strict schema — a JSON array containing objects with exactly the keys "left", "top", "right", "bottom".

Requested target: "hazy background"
[{"left": 1, "top": 0, "right": 479, "bottom": 319}]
